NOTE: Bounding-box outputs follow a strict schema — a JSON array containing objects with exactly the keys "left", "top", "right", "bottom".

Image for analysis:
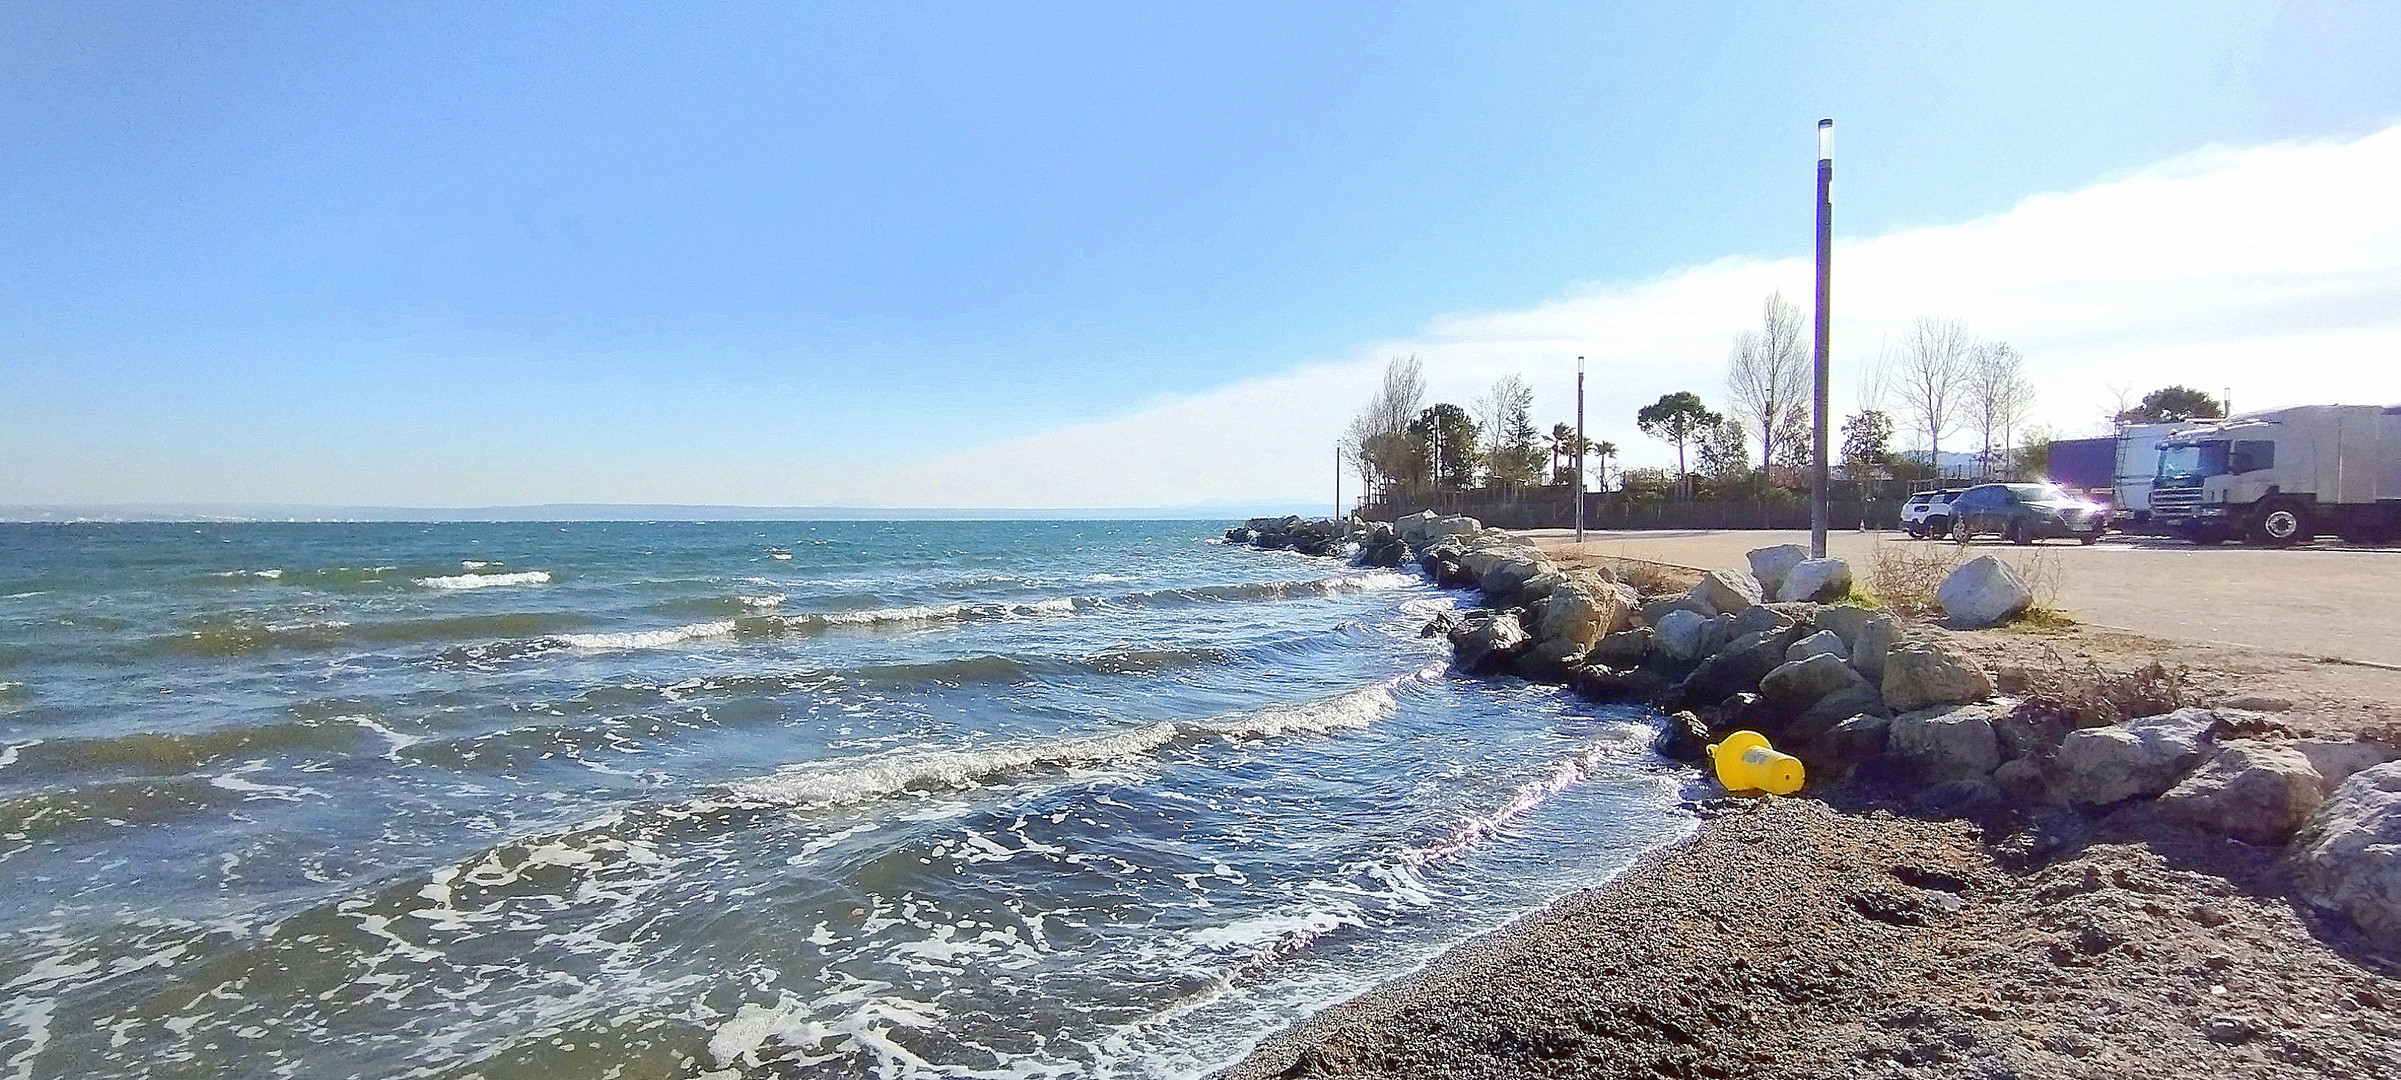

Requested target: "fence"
[{"left": 1363, "top": 483, "right": 1912, "bottom": 532}]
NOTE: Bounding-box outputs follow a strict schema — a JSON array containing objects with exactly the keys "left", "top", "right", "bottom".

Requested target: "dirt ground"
[
  {"left": 1217, "top": 796, "right": 2401, "bottom": 1080},
  {"left": 1524, "top": 528, "right": 2401, "bottom": 669}
]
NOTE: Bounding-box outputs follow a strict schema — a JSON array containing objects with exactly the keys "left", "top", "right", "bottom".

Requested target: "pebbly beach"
[{"left": 1214, "top": 513, "right": 2401, "bottom": 1079}]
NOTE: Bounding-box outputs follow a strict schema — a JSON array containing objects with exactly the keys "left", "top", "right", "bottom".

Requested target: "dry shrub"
[
  {"left": 1865, "top": 540, "right": 1964, "bottom": 617},
  {"left": 1567, "top": 554, "right": 1700, "bottom": 599},
  {"left": 1868, "top": 540, "right": 2072, "bottom": 624},
  {"left": 2015, "top": 548, "right": 2069, "bottom": 613},
  {"left": 2013, "top": 645, "right": 2191, "bottom": 727}
]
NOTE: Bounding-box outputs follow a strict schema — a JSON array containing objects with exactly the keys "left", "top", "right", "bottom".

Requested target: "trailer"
[
  {"left": 2045, "top": 436, "right": 2116, "bottom": 505},
  {"left": 2150, "top": 404, "right": 2401, "bottom": 545}
]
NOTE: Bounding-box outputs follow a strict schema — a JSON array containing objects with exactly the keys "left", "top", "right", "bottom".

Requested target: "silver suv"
[{"left": 1899, "top": 490, "right": 1960, "bottom": 539}]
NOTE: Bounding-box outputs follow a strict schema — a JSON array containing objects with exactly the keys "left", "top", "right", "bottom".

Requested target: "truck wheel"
[{"left": 2249, "top": 501, "right": 2311, "bottom": 547}]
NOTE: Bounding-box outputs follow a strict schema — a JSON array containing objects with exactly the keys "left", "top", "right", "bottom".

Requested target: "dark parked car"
[{"left": 1948, "top": 483, "right": 2106, "bottom": 545}]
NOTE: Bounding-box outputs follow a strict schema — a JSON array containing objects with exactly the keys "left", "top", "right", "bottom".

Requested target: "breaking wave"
[
  {"left": 722, "top": 676, "right": 1417, "bottom": 810},
  {"left": 415, "top": 570, "right": 554, "bottom": 590}
]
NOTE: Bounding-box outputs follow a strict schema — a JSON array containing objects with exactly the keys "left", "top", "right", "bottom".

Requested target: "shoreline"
[{"left": 1210, "top": 518, "right": 2401, "bottom": 1079}]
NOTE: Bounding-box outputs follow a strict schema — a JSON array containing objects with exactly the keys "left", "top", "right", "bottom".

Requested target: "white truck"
[
  {"left": 2112, "top": 421, "right": 2202, "bottom": 526},
  {"left": 2149, "top": 404, "right": 2401, "bottom": 546}
]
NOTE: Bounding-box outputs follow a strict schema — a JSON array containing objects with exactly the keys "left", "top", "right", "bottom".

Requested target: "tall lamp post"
[
  {"left": 1810, "top": 118, "right": 1833, "bottom": 559},
  {"left": 1575, "top": 356, "right": 1587, "bottom": 544}
]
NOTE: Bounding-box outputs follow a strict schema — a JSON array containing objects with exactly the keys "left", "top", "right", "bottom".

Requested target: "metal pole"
[
  {"left": 1334, "top": 443, "right": 1341, "bottom": 522},
  {"left": 1811, "top": 118, "right": 1833, "bottom": 558},
  {"left": 1575, "top": 357, "right": 1586, "bottom": 544}
]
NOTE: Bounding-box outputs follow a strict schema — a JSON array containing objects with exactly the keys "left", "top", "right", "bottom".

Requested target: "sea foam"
[{"left": 415, "top": 570, "right": 554, "bottom": 590}]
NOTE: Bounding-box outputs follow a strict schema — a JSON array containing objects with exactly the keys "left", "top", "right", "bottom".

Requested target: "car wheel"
[
  {"left": 2078, "top": 531, "right": 2099, "bottom": 545},
  {"left": 1950, "top": 518, "right": 1970, "bottom": 544}
]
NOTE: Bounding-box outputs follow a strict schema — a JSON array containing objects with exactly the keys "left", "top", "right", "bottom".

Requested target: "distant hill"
[{"left": 0, "top": 500, "right": 1338, "bottom": 523}]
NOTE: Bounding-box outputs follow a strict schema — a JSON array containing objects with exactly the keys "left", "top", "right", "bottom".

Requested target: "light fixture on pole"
[
  {"left": 1575, "top": 357, "right": 1587, "bottom": 544},
  {"left": 1810, "top": 118, "right": 1833, "bottom": 559}
]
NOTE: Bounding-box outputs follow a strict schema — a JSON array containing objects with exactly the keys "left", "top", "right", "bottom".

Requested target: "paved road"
[{"left": 1521, "top": 528, "right": 2401, "bottom": 668}]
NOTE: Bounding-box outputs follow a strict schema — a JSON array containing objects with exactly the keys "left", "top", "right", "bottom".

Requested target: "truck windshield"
[{"left": 2157, "top": 441, "right": 2228, "bottom": 479}]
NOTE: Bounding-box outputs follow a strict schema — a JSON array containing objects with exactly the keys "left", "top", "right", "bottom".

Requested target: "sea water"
[{"left": 0, "top": 520, "right": 1688, "bottom": 1078}]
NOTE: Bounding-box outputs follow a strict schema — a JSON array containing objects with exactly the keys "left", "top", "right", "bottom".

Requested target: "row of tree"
[
  {"left": 1344, "top": 357, "right": 1618, "bottom": 495},
  {"left": 1346, "top": 295, "right": 2237, "bottom": 504}
]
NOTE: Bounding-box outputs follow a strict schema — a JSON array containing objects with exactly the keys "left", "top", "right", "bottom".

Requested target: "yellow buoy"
[{"left": 1707, "top": 730, "right": 1805, "bottom": 795}]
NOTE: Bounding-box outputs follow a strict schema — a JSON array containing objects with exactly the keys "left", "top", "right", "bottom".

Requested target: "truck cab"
[{"left": 2151, "top": 405, "right": 2401, "bottom": 546}]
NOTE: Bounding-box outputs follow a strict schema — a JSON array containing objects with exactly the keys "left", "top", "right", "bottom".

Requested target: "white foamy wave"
[
  {"left": 1404, "top": 726, "right": 1649, "bottom": 868},
  {"left": 737, "top": 593, "right": 786, "bottom": 609},
  {"left": 777, "top": 598, "right": 1084, "bottom": 630},
  {"left": 212, "top": 568, "right": 284, "bottom": 579},
  {"left": 414, "top": 570, "right": 553, "bottom": 590},
  {"left": 727, "top": 722, "right": 1184, "bottom": 809},
  {"left": 1198, "top": 683, "right": 1397, "bottom": 740},
  {"left": 559, "top": 620, "right": 737, "bottom": 651},
  {"left": 727, "top": 676, "right": 1421, "bottom": 810},
  {"left": 461, "top": 560, "right": 496, "bottom": 569}
]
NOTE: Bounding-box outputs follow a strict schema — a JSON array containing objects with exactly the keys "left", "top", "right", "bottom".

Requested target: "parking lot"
[{"left": 1524, "top": 528, "right": 2401, "bottom": 668}]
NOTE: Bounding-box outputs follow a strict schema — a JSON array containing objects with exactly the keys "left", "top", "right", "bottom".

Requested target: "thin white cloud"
[{"left": 837, "top": 124, "right": 2401, "bottom": 507}]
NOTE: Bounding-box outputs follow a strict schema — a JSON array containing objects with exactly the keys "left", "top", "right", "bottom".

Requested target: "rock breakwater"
[{"left": 1230, "top": 511, "right": 2401, "bottom": 958}]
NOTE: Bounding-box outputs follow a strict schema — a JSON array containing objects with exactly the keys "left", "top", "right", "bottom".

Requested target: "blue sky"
[{"left": 4, "top": 2, "right": 2399, "bottom": 507}]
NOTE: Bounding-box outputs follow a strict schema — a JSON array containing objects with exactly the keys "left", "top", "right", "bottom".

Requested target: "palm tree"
[
  {"left": 1547, "top": 423, "right": 1578, "bottom": 483},
  {"left": 1589, "top": 439, "right": 1618, "bottom": 491}
]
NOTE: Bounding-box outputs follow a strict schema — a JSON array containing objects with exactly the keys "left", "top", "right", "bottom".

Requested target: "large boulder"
[
  {"left": 2052, "top": 708, "right": 2220, "bottom": 806},
  {"left": 1816, "top": 606, "right": 1899, "bottom": 683},
  {"left": 1745, "top": 544, "right": 1809, "bottom": 598},
  {"left": 1639, "top": 595, "right": 1713, "bottom": 628},
  {"left": 1786, "top": 630, "right": 1848, "bottom": 663},
  {"left": 1759, "top": 652, "right": 1870, "bottom": 709},
  {"left": 1478, "top": 554, "right": 1559, "bottom": 603},
  {"left": 1678, "top": 625, "right": 1803, "bottom": 709},
  {"left": 1886, "top": 704, "right": 2005, "bottom": 784},
  {"left": 1589, "top": 627, "right": 1652, "bottom": 667},
  {"left": 1726, "top": 604, "right": 1791, "bottom": 640},
  {"left": 1790, "top": 684, "right": 1887, "bottom": 745},
  {"left": 1686, "top": 569, "right": 1761, "bottom": 618},
  {"left": 2157, "top": 741, "right": 2326, "bottom": 844},
  {"left": 1935, "top": 555, "right": 2034, "bottom": 628},
  {"left": 1651, "top": 609, "right": 1711, "bottom": 664},
  {"left": 1529, "top": 578, "right": 1636, "bottom": 648},
  {"left": 2296, "top": 738, "right": 2401, "bottom": 794},
  {"left": 1397, "top": 512, "right": 1482, "bottom": 548},
  {"left": 2293, "top": 762, "right": 2401, "bottom": 951},
  {"left": 1775, "top": 558, "right": 1853, "bottom": 603},
  {"left": 1446, "top": 610, "right": 1530, "bottom": 673},
  {"left": 1880, "top": 642, "right": 1993, "bottom": 713},
  {"left": 1801, "top": 712, "right": 1891, "bottom": 776}
]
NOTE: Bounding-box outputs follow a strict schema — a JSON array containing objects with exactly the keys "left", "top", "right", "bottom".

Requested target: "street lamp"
[{"left": 1811, "top": 118, "right": 1833, "bottom": 558}]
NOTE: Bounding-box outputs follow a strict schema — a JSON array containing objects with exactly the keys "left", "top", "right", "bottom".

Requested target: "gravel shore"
[{"left": 1217, "top": 791, "right": 2400, "bottom": 1080}]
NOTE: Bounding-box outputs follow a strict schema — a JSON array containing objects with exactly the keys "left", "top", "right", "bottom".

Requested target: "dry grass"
[
  {"left": 1864, "top": 539, "right": 1965, "bottom": 617},
  {"left": 1550, "top": 550, "right": 1702, "bottom": 598},
  {"left": 1866, "top": 538, "right": 2075, "bottom": 626},
  {"left": 2009, "top": 644, "right": 2192, "bottom": 726}
]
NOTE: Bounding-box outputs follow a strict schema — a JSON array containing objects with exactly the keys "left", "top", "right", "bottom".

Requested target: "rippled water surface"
[{"left": 0, "top": 521, "right": 1686, "bottom": 1078}]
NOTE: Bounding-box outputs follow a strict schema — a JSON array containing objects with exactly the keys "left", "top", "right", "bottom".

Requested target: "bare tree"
[
  {"left": 1724, "top": 292, "right": 1809, "bottom": 486},
  {"left": 1854, "top": 340, "right": 1892, "bottom": 416},
  {"left": 1895, "top": 317, "right": 1971, "bottom": 482},
  {"left": 1345, "top": 355, "right": 1426, "bottom": 493},
  {"left": 1472, "top": 374, "right": 1542, "bottom": 486},
  {"left": 1966, "top": 342, "right": 2034, "bottom": 479}
]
